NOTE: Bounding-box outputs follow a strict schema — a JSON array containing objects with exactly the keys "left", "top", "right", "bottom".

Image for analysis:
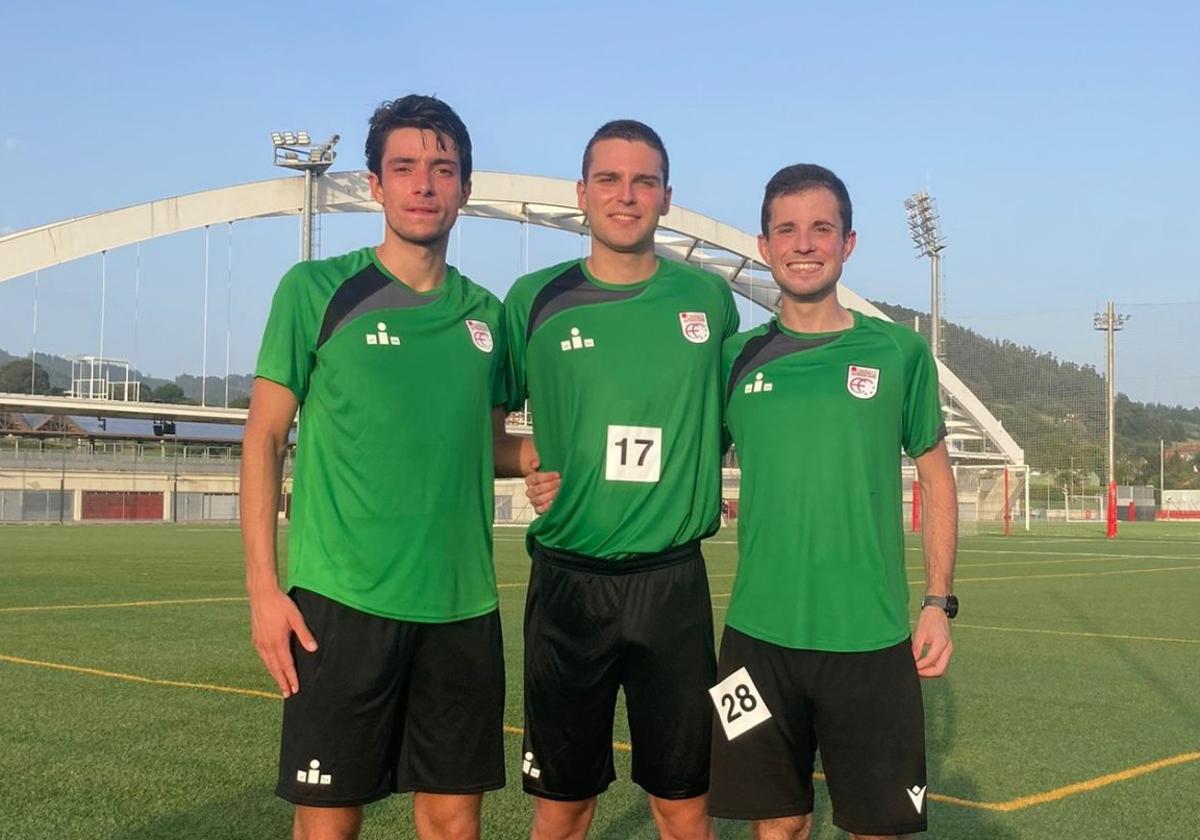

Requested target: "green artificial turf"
[{"left": 1, "top": 523, "right": 1197, "bottom": 838}]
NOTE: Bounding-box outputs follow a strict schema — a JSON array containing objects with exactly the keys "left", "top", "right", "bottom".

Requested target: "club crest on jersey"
[
  {"left": 847, "top": 365, "right": 880, "bottom": 399},
  {"left": 465, "top": 319, "right": 494, "bottom": 353},
  {"left": 678, "top": 312, "right": 711, "bottom": 344}
]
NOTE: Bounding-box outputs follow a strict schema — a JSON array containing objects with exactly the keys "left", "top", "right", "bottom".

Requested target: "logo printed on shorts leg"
[
  {"left": 906, "top": 784, "right": 926, "bottom": 813},
  {"left": 521, "top": 751, "right": 542, "bottom": 779},
  {"left": 296, "top": 758, "right": 332, "bottom": 785}
]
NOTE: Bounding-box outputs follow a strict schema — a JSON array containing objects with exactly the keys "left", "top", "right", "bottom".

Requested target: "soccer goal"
[
  {"left": 903, "top": 463, "right": 1030, "bottom": 536},
  {"left": 947, "top": 464, "right": 1030, "bottom": 536},
  {"left": 1063, "top": 492, "right": 1104, "bottom": 523}
]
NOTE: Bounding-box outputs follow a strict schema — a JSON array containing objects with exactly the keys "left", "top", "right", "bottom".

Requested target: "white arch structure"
[{"left": 0, "top": 171, "right": 1021, "bottom": 463}]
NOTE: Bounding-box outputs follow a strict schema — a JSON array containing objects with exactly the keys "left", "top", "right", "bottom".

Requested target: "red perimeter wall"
[{"left": 81, "top": 491, "right": 164, "bottom": 521}]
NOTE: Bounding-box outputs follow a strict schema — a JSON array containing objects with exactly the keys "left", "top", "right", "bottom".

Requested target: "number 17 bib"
[{"left": 605, "top": 425, "right": 662, "bottom": 483}]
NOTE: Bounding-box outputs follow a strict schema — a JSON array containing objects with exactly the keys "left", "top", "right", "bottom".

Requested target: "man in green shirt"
[
  {"left": 506, "top": 121, "right": 738, "bottom": 839},
  {"left": 708, "top": 164, "right": 958, "bottom": 839},
  {"left": 242, "top": 95, "right": 527, "bottom": 840}
]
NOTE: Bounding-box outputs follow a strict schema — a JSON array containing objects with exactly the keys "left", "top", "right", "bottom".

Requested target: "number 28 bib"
[{"left": 709, "top": 667, "right": 773, "bottom": 740}]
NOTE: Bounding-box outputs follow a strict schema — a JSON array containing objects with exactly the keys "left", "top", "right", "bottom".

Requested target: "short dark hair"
[
  {"left": 365, "top": 95, "right": 472, "bottom": 185},
  {"left": 760, "top": 164, "right": 852, "bottom": 237},
  {"left": 581, "top": 120, "right": 670, "bottom": 186}
]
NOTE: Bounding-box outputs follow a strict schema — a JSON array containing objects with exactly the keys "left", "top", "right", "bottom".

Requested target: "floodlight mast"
[
  {"left": 904, "top": 190, "right": 947, "bottom": 359},
  {"left": 271, "top": 131, "right": 340, "bottom": 261},
  {"left": 1094, "top": 301, "right": 1130, "bottom": 538}
]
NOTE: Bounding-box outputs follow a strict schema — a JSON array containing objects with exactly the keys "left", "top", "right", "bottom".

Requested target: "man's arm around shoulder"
[{"left": 491, "top": 408, "right": 559, "bottom": 513}]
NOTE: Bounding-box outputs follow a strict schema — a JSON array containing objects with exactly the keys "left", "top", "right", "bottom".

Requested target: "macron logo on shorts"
[
  {"left": 522, "top": 751, "right": 542, "bottom": 779},
  {"left": 906, "top": 784, "right": 926, "bottom": 813},
  {"left": 297, "top": 759, "right": 332, "bottom": 786}
]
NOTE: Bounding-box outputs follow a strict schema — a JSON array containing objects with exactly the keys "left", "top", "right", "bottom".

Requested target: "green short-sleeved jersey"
[
  {"left": 255, "top": 246, "right": 508, "bottom": 622},
  {"left": 723, "top": 312, "right": 945, "bottom": 652},
  {"left": 504, "top": 258, "right": 739, "bottom": 560}
]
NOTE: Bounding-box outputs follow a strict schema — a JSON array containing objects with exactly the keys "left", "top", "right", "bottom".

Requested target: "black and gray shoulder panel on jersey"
[
  {"left": 525, "top": 263, "right": 645, "bottom": 343},
  {"left": 317, "top": 263, "right": 438, "bottom": 348},
  {"left": 726, "top": 322, "right": 841, "bottom": 403}
]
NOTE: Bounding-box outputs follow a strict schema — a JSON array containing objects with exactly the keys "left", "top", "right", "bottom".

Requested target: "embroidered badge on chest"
[
  {"left": 466, "top": 319, "right": 494, "bottom": 353},
  {"left": 678, "top": 312, "right": 710, "bottom": 344},
  {"left": 847, "top": 365, "right": 880, "bottom": 399}
]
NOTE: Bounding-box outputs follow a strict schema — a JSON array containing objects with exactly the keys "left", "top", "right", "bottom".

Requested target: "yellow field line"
[
  {"left": 714, "top": 566, "right": 1199, "bottom": 593},
  {"left": 6, "top": 561, "right": 1195, "bottom": 614},
  {"left": 969, "top": 751, "right": 1200, "bottom": 812},
  {"left": 501, "top": 722, "right": 632, "bottom": 753},
  {"left": 0, "top": 596, "right": 248, "bottom": 614},
  {"left": 904, "top": 555, "right": 1192, "bottom": 572},
  {"left": 947, "top": 549, "right": 1200, "bottom": 562},
  {"left": 953, "top": 623, "right": 1200, "bottom": 645},
  {"left": 712, "top": 604, "right": 1200, "bottom": 646},
  {"left": 0, "top": 654, "right": 624, "bottom": 752},
  {"left": 3, "top": 652, "right": 1194, "bottom": 809},
  {"left": 935, "top": 564, "right": 1200, "bottom": 584},
  {"left": 955, "top": 535, "right": 1200, "bottom": 547},
  {"left": 1, "top": 588, "right": 530, "bottom": 612},
  {"left": 0, "top": 653, "right": 280, "bottom": 700}
]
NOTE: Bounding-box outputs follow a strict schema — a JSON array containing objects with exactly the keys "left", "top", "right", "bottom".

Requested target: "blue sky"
[{"left": 1, "top": 0, "right": 1197, "bottom": 406}]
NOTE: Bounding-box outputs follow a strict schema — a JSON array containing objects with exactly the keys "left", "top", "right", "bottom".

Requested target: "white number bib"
[
  {"left": 709, "top": 667, "right": 772, "bottom": 740},
  {"left": 605, "top": 425, "right": 662, "bottom": 483}
]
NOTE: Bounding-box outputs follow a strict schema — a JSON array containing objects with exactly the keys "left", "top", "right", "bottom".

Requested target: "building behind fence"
[
  {"left": 0, "top": 439, "right": 538, "bottom": 525},
  {"left": 5, "top": 285, "right": 1199, "bottom": 539}
]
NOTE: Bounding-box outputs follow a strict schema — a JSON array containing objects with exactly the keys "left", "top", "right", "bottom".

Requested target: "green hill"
[
  {"left": 0, "top": 349, "right": 252, "bottom": 406},
  {"left": 870, "top": 302, "right": 1200, "bottom": 487},
  {"left": 5, "top": 321, "right": 1198, "bottom": 487}
]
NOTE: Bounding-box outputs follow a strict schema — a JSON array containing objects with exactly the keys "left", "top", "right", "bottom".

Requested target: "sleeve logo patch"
[
  {"left": 678, "top": 312, "right": 711, "bottom": 344},
  {"left": 847, "top": 365, "right": 880, "bottom": 399},
  {"left": 466, "top": 320, "right": 494, "bottom": 353}
]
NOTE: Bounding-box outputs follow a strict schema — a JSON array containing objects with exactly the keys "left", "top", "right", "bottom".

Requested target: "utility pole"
[
  {"left": 1160, "top": 439, "right": 1165, "bottom": 508},
  {"left": 1094, "top": 301, "right": 1129, "bottom": 538}
]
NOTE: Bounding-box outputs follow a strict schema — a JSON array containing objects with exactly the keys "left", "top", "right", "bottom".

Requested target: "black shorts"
[
  {"left": 275, "top": 588, "right": 506, "bottom": 807},
  {"left": 709, "top": 628, "right": 927, "bottom": 836},
  {"left": 521, "top": 540, "right": 716, "bottom": 801}
]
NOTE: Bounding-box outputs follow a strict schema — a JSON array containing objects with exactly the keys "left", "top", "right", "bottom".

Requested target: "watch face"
[{"left": 945, "top": 595, "right": 959, "bottom": 619}]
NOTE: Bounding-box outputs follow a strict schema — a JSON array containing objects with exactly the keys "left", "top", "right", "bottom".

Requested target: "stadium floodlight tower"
[
  {"left": 1094, "top": 301, "right": 1130, "bottom": 538},
  {"left": 271, "top": 131, "right": 340, "bottom": 261},
  {"left": 904, "top": 190, "right": 947, "bottom": 359}
]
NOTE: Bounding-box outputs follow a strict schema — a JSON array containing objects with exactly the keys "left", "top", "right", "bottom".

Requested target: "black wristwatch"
[{"left": 922, "top": 594, "right": 959, "bottom": 619}]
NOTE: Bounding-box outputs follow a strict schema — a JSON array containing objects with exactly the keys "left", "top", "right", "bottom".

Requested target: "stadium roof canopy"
[{"left": 0, "top": 172, "right": 1022, "bottom": 464}]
